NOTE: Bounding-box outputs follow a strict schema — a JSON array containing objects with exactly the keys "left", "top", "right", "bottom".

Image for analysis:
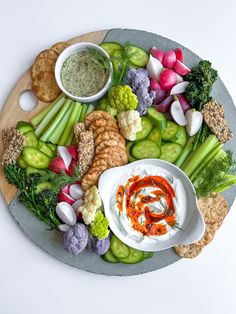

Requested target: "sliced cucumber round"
[
  {"left": 126, "top": 142, "right": 138, "bottom": 163},
  {"left": 161, "top": 121, "right": 179, "bottom": 141},
  {"left": 110, "top": 235, "right": 130, "bottom": 259},
  {"left": 136, "top": 116, "right": 153, "bottom": 140},
  {"left": 132, "top": 140, "right": 161, "bottom": 159},
  {"left": 102, "top": 249, "right": 119, "bottom": 263},
  {"left": 100, "top": 42, "right": 123, "bottom": 57},
  {"left": 125, "top": 44, "right": 149, "bottom": 67},
  {"left": 171, "top": 126, "right": 187, "bottom": 147},
  {"left": 160, "top": 143, "right": 182, "bottom": 163},
  {"left": 147, "top": 127, "right": 161, "bottom": 145},
  {"left": 119, "top": 247, "right": 144, "bottom": 264},
  {"left": 147, "top": 107, "right": 167, "bottom": 130}
]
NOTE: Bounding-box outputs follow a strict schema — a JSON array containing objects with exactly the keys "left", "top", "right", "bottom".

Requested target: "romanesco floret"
[
  {"left": 97, "top": 98, "right": 117, "bottom": 117},
  {"left": 89, "top": 211, "right": 110, "bottom": 240},
  {"left": 79, "top": 186, "right": 102, "bottom": 225},
  {"left": 108, "top": 85, "right": 138, "bottom": 113}
]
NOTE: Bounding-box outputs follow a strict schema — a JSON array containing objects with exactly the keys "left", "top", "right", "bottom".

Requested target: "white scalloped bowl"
[{"left": 98, "top": 159, "right": 205, "bottom": 252}]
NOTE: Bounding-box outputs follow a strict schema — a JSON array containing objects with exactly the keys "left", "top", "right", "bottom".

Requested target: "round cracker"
[
  {"left": 205, "top": 221, "right": 222, "bottom": 233},
  {"left": 95, "top": 147, "right": 128, "bottom": 165},
  {"left": 95, "top": 139, "right": 125, "bottom": 154},
  {"left": 31, "top": 58, "right": 55, "bottom": 79},
  {"left": 88, "top": 118, "right": 118, "bottom": 131},
  {"left": 95, "top": 130, "right": 125, "bottom": 147},
  {"left": 93, "top": 126, "right": 118, "bottom": 138},
  {"left": 85, "top": 111, "right": 114, "bottom": 128},
  {"left": 51, "top": 41, "right": 69, "bottom": 55},
  {"left": 35, "top": 49, "right": 58, "bottom": 61},
  {"left": 174, "top": 244, "right": 203, "bottom": 258},
  {"left": 195, "top": 230, "right": 216, "bottom": 247},
  {"left": 32, "top": 71, "right": 61, "bottom": 102},
  {"left": 197, "top": 193, "right": 228, "bottom": 224}
]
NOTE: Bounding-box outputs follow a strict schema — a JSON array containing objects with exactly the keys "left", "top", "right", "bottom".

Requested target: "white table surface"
[{"left": 1, "top": 0, "right": 236, "bottom": 313}]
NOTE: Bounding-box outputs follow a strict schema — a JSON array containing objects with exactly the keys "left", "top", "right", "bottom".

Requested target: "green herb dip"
[{"left": 60, "top": 51, "right": 109, "bottom": 97}]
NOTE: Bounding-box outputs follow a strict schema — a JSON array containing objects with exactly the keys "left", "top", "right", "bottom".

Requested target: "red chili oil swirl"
[{"left": 116, "top": 175, "right": 176, "bottom": 236}]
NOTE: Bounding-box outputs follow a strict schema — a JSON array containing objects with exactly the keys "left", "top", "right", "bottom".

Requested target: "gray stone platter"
[{"left": 8, "top": 28, "right": 236, "bottom": 276}]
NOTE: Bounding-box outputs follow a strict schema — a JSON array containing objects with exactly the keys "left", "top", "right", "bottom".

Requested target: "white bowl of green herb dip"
[{"left": 55, "top": 42, "right": 113, "bottom": 103}]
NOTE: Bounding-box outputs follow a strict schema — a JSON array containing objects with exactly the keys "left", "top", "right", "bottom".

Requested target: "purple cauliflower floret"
[
  {"left": 126, "top": 67, "right": 156, "bottom": 116},
  {"left": 88, "top": 235, "right": 110, "bottom": 255},
  {"left": 63, "top": 223, "right": 89, "bottom": 255},
  {"left": 126, "top": 68, "right": 150, "bottom": 93}
]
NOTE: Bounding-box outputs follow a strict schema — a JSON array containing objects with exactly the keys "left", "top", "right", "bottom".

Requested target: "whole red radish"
[
  {"left": 174, "top": 60, "right": 190, "bottom": 76},
  {"left": 67, "top": 145, "right": 78, "bottom": 161},
  {"left": 159, "top": 69, "right": 177, "bottom": 91},
  {"left": 174, "top": 48, "right": 183, "bottom": 62},
  {"left": 49, "top": 156, "right": 67, "bottom": 174},
  {"left": 162, "top": 50, "right": 176, "bottom": 69},
  {"left": 149, "top": 78, "right": 160, "bottom": 91},
  {"left": 150, "top": 47, "right": 165, "bottom": 63}
]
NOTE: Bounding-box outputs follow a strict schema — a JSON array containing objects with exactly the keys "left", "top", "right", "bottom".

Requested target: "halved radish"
[
  {"left": 61, "top": 184, "right": 70, "bottom": 194},
  {"left": 174, "top": 48, "right": 183, "bottom": 62},
  {"left": 58, "top": 191, "right": 75, "bottom": 205},
  {"left": 69, "top": 184, "right": 84, "bottom": 200},
  {"left": 146, "top": 55, "right": 163, "bottom": 80},
  {"left": 155, "top": 95, "right": 174, "bottom": 112},
  {"left": 170, "top": 81, "right": 189, "bottom": 95},
  {"left": 58, "top": 224, "right": 71, "bottom": 232},
  {"left": 176, "top": 73, "right": 183, "bottom": 83},
  {"left": 176, "top": 94, "right": 192, "bottom": 113},
  {"left": 170, "top": 100, "right": 187, "bottom": 126},
  {"left": 185, "top": 109, "right": 203, "bottom": 136},
  {"left": 149, "top": 78, "right": 160, "bottom": 91},
  {"left": 67, "top": 145, "right": 78, "bottom": 161},
  {"left": 56, "top": 202, "right": 77, "bottom": 226},
  {"left": 150, "top": 47, "right": 165, "bottom": 63},
  {"left": 67, "top": 159, "right": 77, "bottom": 176},
  {"left": 49, "top": 156, "right": 67, "bottom": 174},
  {"left": 72, "top": 199, "right": 84, "bottom": 212},
  {"left": 174, "top": 60, "right": 190, "bottom": 76},
  {"left": 153, "top": 89, "right": 167, "bottom": 105},
  {"left": 159, "top": 69, "right": 177, "bottom": 91},
  {"left": 162, "top": 50, "right": 176, "bottom": 69},
  {"left": 58, "top": 146, "right": 72, "bottom": 170}
]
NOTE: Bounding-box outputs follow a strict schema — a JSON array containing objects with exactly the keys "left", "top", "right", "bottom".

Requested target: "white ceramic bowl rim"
[{"left": 55, "top": 42, "right": 113, "bottom": 103}]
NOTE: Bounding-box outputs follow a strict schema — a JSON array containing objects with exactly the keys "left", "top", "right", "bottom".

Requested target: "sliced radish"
[
  {"left": 58, "top": 191, "right": 75, "bottom": 205},
  {"left": 67, "top": 159, "right": 77, "bottom": 176},
  {"left": 49, "top": 156, "right": 67, "bottom": 174},
  {"left": 155, "top": 95, "right": 174, "bottom": 112},
  {"left": 170, "top": 81, "right": 189, "bottom": 95},
  {"left": 174, "top": 48, "right": 184, "bottom": 62},
  {"left": 153, "top": 89, "right": 167, "bottom": 105},
  {"left": 159, "top": 69, "right": 177, "bottom": 91},
  {"left": 58, "top": 224, "right": 71, "bottom": 232},
  {"left": 146, "top": 54, "right": 163, "bottom": 80},
  {"left": 185, "top": 109, "right": 203, "bottom": 136},
  {"left": 170, "top": 100, "right": 187, "bottom": 126},
  {"left": 58, "top": 146, "right": 72, "bottom": 170},
  {"left": 149, "top": 78, "right": 160, "bottom": 91},
  {"left": 174, "top": 60, "right": 190, "bottom": 76},
  {"left": 61, "top": 184, "right": 70, "bottom": 194},
  {"left": 176, "top": 73, "right": 183, "bottom": 83},
  {"left": 72, "top": 198, "right": 84, "bottom": 212},
  {"left": 176, "top": 94, "right": 192, "bottom": 113},
  {"left": 69, "top": 184, "right": 84, "bottom": 200},
  {"left": 56, "top": 202, "right": 77, "bottom": 226},
  {"left": 162, "top": 50, "right": 176, "bottom": 69},
  {"left": 150, "top": 47, "right": 165, "bottom": 63},
  {"left": 67, "top": 145, "right": 78, "bottom": 161}
]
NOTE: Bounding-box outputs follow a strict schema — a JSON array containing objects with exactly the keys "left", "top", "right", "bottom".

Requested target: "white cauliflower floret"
[
  {"left": 117, "top": 110, "right": 142, "bottom": 141},
  {"left": 79, "top": 186, "right": 102, "bottom": 225}
]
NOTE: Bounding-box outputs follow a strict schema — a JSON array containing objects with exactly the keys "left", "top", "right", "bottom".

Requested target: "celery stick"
[
  {"left": 35, "top": 95, "right": 66, "bottom": 137},
  {"left": 181, "top": 135, "right": 219, "bottom": 177},
  {"left": 79, "top": 104, "right": 89, "bottom": 122},
  {"left": 213, "top": 175, "right": 236, "bottom": 193},
  {"left": 31, "top": 94, "right": 64, "bottom": 126},
  {"left": 64, "top": 103, "right": 83, "bottom": 146},
  {"left": 49, "top": 104, "right": 74, "bottom": 144},
  {"left": 59, "top": 102, "right": 82, "bottom": 146},
  {"left": 71, "top": 135, "right": 77, "bottom": 145},
  {"left": 40, "top": 99, "right": 72, "bottom": 142},
  {"left": 85, "top": 104, "right": 95, "bottom": 116},
  {"left": 190, "top": 143, "right": 223, "bottom": 182},
  {"left": 175, "top": 135, "right": 196, "bottom": 168}
]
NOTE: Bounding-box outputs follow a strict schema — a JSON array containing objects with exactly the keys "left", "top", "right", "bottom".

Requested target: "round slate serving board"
[{"left": 1, "top": 29, "right": 235, "bottom": 276}]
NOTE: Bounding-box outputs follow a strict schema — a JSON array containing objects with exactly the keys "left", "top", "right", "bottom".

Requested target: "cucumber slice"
[
  {"left": 147, "top": 107, "right": 167, "bottom": 130},
  {"left": 111, "top": 49, "right": 124, "bottom": 75},
  {"left": 160, "top": 143, "right": 182, "bottom": 163},
  {"left": 22, "top": 148, "right": 51, "bottom": 169},
  {"left": 126, "top": 142, "right": 138, "bottom": 163},
  {"left": 24, "top": 131, "right": 38, "bottom": 148},
  {"left": 35, "top": 181, "right": 52, "bottom": 194},
  {"left": 161, "top": 121, "right": 179, "bottom": 141},
  {"left": 16, "top": 121, "right": 34, "bottom": 134},
  {"left": 100, "top": 42, "right": 123, "bottom": 57},
  {"left": 132, "top": 140, "right": 161, "bottom": 159},
  {"left": 38, "top": 140, "right": 55, "bottom": 158},
  {"left": 147, "top": 127, "right": 161, "bottom": 145},
  {"left": 46, "top": 142, "right": 57, "bottom": 153},
  {"left": 125, "top": 44, "right": 149, "bottom": 67},
  {"left": 102, "top": 249, "right": 119, "bottom": 263},
  {"left": 171, "top": 126, "right": 187, "bottom": 147},
  {"left": 119, "top": 247, "right": 144, "bottom": 264},
  {"left": 110, "top": 235, "right": 130, "bottom": 259},
  {"left": 17, "top": 157, "right": 28, "bottom": 169},
  {"left": 26, "top": 167, "right": 47, "bottom": 176},
  {"left": 136, "top": 116, "right": 153, "bottom": 140},
  {"left": 143, "top": 251, "right": 154, "bottom": 260}
]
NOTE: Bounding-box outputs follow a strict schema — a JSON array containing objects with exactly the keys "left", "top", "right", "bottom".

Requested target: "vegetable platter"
[{"left": 0, "top": 29, "right": 236, "bottom": 276}]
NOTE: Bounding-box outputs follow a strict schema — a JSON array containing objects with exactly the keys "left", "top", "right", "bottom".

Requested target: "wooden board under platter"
[{"left": 0, "top": 30, "right": 108, "bottom": 205}]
